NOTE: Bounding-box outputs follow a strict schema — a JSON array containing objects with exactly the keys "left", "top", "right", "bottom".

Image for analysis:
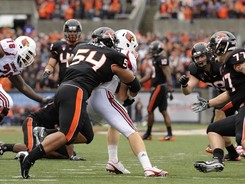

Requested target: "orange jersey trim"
[{"left": 66, "top": 88, "right": 83, "bottom": 142}]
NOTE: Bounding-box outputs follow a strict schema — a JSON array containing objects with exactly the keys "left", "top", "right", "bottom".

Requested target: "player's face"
[
  {"left": 193, "top": 54, "right": 207, "bottom": 67},
  {"left": 67, "top": 31, "right": 79, "bottom": 43}
]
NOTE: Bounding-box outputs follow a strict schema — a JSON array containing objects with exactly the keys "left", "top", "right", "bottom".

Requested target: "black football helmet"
[
  {"left": 63, "top": 19, "right": 82, "bottom": 43},
  {"left": 148, "top": 40, "right": 164, "bottom": 57},
  {"left": 91, "top": 27, "right": 116, "bottom": 48},
  {"left": 192, "top": 42, "right": 213, "bottom": 68},
  {"left": 208, "top": 31, "right": 236, "bottom": 56}
]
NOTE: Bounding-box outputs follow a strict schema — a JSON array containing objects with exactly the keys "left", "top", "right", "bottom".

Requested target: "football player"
[
  {"left": 141, "top": 40, "right": 174, "bottom": 141},
  {"left": 0, "top": 102, "right": 85, "bottom": 160},
  {"left": 0, "top": 36, "right": 51, "bottom": 122},
  {"left": 87, "top": 29, "right": 168, "bottom": 176},
  {"left": 16, "top": 27, "right": 146, "bottom": 179},
  {"left": 178, "top": 41, "right": 240, "bottom": 161},
  {"left": 42, "top": 18, "right": 83, "bottom": 84},
  {"left": 192, "top": 31, "right": 245, "bottom": 172}
]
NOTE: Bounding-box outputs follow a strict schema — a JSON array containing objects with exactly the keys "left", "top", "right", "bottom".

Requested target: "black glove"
[
  {"left": 123, "top": 97, "right": 135, "bottom": 107},
  {"left": 179, "top": 75, "right": 189, "bottom": 88},
  {"left": 42, "top": 70, "right": 51, "bottom": 80},
  {"left": 192, "top": 96, "right": 210, "bottom": 113}
]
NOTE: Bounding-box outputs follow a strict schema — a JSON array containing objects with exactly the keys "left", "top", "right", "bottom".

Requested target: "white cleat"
[
  {"left": 236, "top": 146, "right": 245, "bottom": 157},
  {"left": 106, "top": 160, "right": 130, "bottom": 174},
  {"left": 144, "top": 167, "right": 168, "bottom": 177}
]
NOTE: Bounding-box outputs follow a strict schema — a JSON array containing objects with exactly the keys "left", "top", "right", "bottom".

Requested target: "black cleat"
[
  {"left": 142, "top": 133, "right": 152, "bottom": 140},
  {"left": 0, "top": 142, "right": 5, "bottom": 156},
  {"left": 194, "top": 158, "right": 224, "bottom": 173},
  {"left": 16, "top": 151, "right": 34, "bottom": 179}
]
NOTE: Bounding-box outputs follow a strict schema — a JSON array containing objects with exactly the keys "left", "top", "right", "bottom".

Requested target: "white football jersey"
[
  {"left": 0, "top": 38, "right": 23, "bottom": 77},
  {"left": 97, "top": 49, "right": 137, "bottom": 94}
]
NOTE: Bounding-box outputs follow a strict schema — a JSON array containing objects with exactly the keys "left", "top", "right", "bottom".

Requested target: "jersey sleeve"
[
  {"left": 112, "top": 49, "right": 128, "bottom": 69},
  {"left": 226, "top": 48, "right": 245, "bottom": 65},
  {"left": 49, "top": 41, "right": 60, "bottom": 60},
  {"left": 0, "top": 38, "right": 17, "bottom": 55},
  {"left": 120, "top": 50, "right": 137, "bottom": 74},
  {"left": 188, "top": 62, "right": 198, "bottom": 75}
]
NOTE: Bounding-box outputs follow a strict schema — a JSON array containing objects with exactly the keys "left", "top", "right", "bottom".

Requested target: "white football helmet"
[
  {"left": 115, "top": 29, "right": 138, "bottom": 52},
  {"left": 15, "top": 36, "right": 36, "bottom": 67}
]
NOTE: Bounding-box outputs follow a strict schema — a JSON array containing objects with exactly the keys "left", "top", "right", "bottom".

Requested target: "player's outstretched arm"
[{"left": 9, "top": 75, "right": 44, "bottom": 103}]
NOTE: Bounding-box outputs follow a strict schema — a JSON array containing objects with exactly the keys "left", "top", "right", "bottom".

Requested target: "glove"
[
  {"left": 192, "top": 96, "right": 210, "bottom": 113},
  {"left": 42, "top": 70, "right": 51, "bottom": 80},
  {"left": 123, "top": 97, "right": 135, "bottom": 107},
  {"left": 179, "top": 75, "right": 189, "bottom": 88},
  {"left": 41, "top": 96, "right": 54, "bottom": 107},
  {"left": 168, "top": 91, "right": 174, "bottom": 101},
  {"left": 70, "top": 155, "right": 86, "bottom": 161}
]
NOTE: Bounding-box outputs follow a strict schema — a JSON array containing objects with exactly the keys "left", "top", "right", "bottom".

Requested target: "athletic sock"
[
  {"left": 28, "top": 144, "right": 46, "bottom": 162},
  {"left": 137, "top": 151, "right": 152, "bottom": 169},
  {"left": 146, "top": 126, "right": 152, "bottom": 135},
  {"left": 108, "top": 145, "right": 118, "bottom": 163},
  {"left": 213, "top": 148, "right": 224, "bottom": 163},
  {"left": 2, "top": 144, "right": 14, "bottom": 152},
  {"left": 167, "top": 126, "right": 172, "bottom": 136},
  {"left": 226, "top": 144, "right": 239, "bottom": 158}
]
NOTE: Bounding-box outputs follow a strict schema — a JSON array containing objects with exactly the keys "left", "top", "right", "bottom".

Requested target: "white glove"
[{"left": 192, "top": 96, "right": 210, "bottom": 113}]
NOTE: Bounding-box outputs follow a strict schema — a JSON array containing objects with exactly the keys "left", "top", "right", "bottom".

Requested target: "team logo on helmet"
[
  {"left": 21, "top": 38, "right": 30, "bottom": 47},
  {"left": 125, "top": 32, "right": 135, "bottom": 43},
  {"left": 104, "top": 30, "right": 114, "bottom": 38},
  {"left": 216, "top": 33, "right": 229, "bottom": 41}
]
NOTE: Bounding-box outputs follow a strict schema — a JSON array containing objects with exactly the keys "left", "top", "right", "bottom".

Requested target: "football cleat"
[
  {"left": 194, "top": 158, "right": 224, "bottom": 173},
  {"left": 205, "top": 146, "right": 213, "bottom": 154},
  {"left": 224, "top": 154, "right": 241, "bottom": 161},
  {"left": 158, "top": 135, "right": 175, "bottom": 141},
  {"left": 144, "top": 167, "right": 168, "bottom": 177},
  {"left": 16, "top": 151, "right": 34, "bottom": 179},
  {"left": 106, "top": 160, "right": 130, "bottom": 174},
  {"left": 0, "top": 142, "right": 5, "bottom": 156},
  {"left": 142, "top": 133, "right": 152, "bottom": 140},
  {"left": 236, "top": 146, "right": 245, "bottom": 157}
]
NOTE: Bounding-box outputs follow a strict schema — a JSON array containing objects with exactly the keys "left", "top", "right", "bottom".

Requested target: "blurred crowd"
[
  {"left": 35, "top": 0, "right": 136, "bottom": 20},
  {"left": 159, "top": 0, "right": 245, "bottom": 20}
]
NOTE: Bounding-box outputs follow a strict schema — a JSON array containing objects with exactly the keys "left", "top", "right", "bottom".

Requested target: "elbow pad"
[{"left": 126, "top": 77, "right": 141, "bottom": 93}]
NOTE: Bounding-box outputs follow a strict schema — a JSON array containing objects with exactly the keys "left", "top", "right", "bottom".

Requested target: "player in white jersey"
[
  {"left": 87, "top": 29, "right": 168, "bottom": 177},
  {"left": 0, "top": 36, "right": 51, "bottom": 122}
]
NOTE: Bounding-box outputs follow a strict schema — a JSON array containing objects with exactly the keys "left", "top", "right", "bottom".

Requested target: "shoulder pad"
[
  {"left": 225, "top": 48, "right": 245, "bottom": 65},
  {"left": 188, "top": 62, "right": 198, "bottom": 75}
]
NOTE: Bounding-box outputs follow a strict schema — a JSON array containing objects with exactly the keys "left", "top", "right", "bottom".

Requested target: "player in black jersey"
[
  {"left": 42, "top": 19, "right": 83, "bottom": 84},
  {"left": 16, "top": 27, "right": 141, "bottom": 179},
  {"left": 178, "top": 42, "right": 240, "bottom": 161},
  {"left": 0, "top": 102, "right": 86, "bottom": 160},
  {"left": 140, "top": 40, "right": 174, "bottom": 141},
  {"left": 193, "top": 31, "right": 245, "bottom": 173}
]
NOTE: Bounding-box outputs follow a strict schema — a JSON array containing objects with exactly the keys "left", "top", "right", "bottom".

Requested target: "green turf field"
[{"left": 0, "top": 125, "right": 244, "bottom": 184}]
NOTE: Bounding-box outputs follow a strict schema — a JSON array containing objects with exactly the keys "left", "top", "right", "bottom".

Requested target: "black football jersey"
[
  {"left": 49, "top": 40, "right": 83, "bottom": 83},
  {"left": 151, "top": 55, "right": 169, "bottom": 87},
  {"left": 189, "top": 62, "right": 225, "bottom": 93},
  {"left": 62, "top": 42, "right": 128, "bottom": 93},
  {"left": 221, "top": 48, "right": 245, "bottom": 110}
]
